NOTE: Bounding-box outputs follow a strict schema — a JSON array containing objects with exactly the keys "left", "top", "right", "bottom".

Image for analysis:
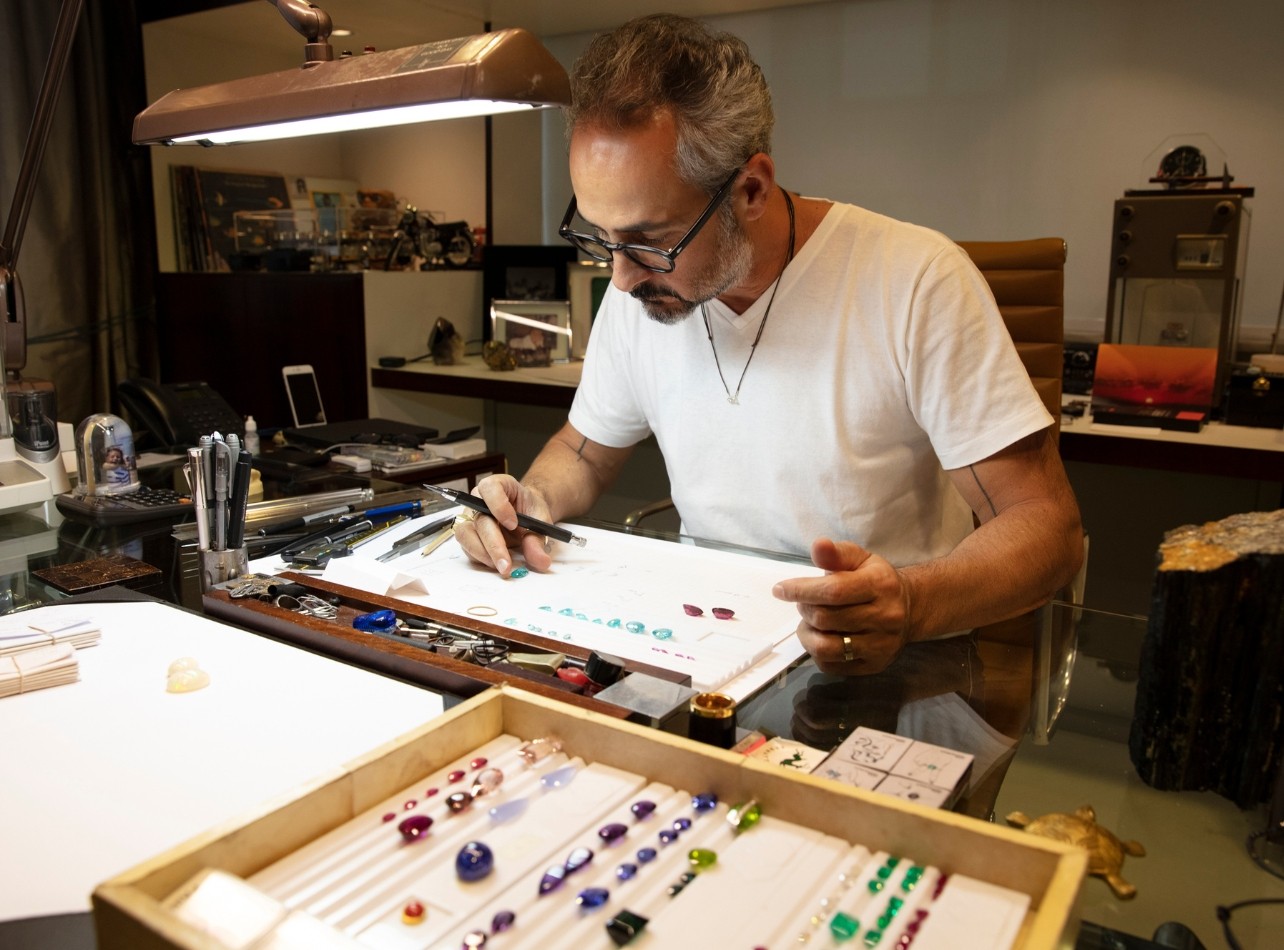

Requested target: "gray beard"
[{"left": 631, "top": 214, "right": 753, "bottom": 326}]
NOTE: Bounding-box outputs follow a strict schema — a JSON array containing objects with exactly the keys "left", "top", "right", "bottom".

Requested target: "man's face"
[{"left": 568, "top": 114, "right": 751, "bottom": 324}]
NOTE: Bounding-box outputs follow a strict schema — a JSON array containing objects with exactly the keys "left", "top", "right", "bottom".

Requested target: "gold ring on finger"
[{"left": 841, "top": 635, "right": 855, "bottom": 662}]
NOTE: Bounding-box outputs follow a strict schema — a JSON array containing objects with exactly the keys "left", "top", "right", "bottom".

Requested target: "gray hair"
[{"left": 566, "top": 14, "right": 774, "bottom": 194}]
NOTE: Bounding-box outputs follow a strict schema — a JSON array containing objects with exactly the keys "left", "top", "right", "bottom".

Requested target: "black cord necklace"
[{"left": 701, "top": 187, "right": 796, "bottom": 405}]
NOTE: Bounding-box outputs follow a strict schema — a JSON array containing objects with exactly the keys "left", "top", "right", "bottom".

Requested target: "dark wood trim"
[{"left": 371, "top": 367, "right": 576, "bottom": 409}]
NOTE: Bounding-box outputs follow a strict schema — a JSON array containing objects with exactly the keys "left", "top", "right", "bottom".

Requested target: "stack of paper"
[
  {"left": 0, "top": 644, "right": 79, "bottom": 698},
  {"left": 0, "top": 617, "right": 101, "bottom": 657}
]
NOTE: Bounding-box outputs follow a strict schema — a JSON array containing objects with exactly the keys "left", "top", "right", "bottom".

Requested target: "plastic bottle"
[{"left": 243, "top": 415, "right": 260, "bottom": 455}]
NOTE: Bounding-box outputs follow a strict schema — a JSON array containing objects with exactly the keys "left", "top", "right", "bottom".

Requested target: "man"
[{"left": 456, "top": 14, "right": 1082, "bottom": 675}]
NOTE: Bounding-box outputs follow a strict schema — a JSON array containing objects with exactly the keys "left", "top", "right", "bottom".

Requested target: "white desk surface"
[{"left": 0, "top": 601, "right": 444, "bottom": 923}]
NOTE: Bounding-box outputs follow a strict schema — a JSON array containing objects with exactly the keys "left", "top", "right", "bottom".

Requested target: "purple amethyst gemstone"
[
  {"left": 672, "top": 817, "right": 692, "bottom": 832},
  {"left": 636, "top": 847, "right": 658, "bottom": 863},
  {"left": 630, "top": 799, "right": 657, "bottom": 820},
  {"left": 577, "top": 887, "right": 610, "bottom": 909},
  {"left": 455, "top": 841, "right": 494, "bottom": 882},
  {"left": 565, "top": 846, "right": 594, "bottom": 874},
  {"left": 658, "top": 828, "right": 679, "bottom": 845},
  {"left": 491, "top": 910, "right": 516, "bottom": 933},
  {"left": 692, "top": 792, "right": 718, "bottom": 813},
  {"left": 538, "top": 863, "right": 566, "bottom": 895},
  {"left": 598, "top": 822, "right": 629, "bottom": 843},
  {"left": 397, "top": 814, "right": 433, "bottom": 842},
  {"left": 616, "top": 862, "right": 639, "bottom": 881}
]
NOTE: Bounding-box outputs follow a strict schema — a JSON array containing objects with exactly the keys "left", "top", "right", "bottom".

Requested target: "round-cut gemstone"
[
  {"left": 456, "top": 841, "right": 494, "bottom": 882},
  {"left": 470, "top": 757, "right": 488, "bottom": 769},
  {"left": 541, "top": 764, "right": 578, "bottom": 790},
  {"left": 712, "top": 607, "right": 735, "bottom": 620},
  {"left": 488, "top": 797, "right": 530, "bottom": 824},
  {"left": 616, "top": 862, "right": 638, "bottom": 881},
  {"left": 636, "top": 847, "right": 658, "bottom": 863},
  {"left": 471, "top": 767, "right": 504, "bottom": 797},
  {"left": 577, "top": 887, "right": 610, "bottom": 909},
  {"left": 397, "top": 814, "right": 433, "bottom": 842},
  {"left": 447, "top": 791, "right": 474, "bottom": 813},
  {"left": 598, "top": 822, "right": 628, "bottom": 843},
  {"left": 565, "top": 846, "right": 594, "bottom": 875},
  {"left": 401, "top": 900, "right": 426, "bottom": 925},
  {"left": 491, "top": 910, "right": 516, "bottom": 933},
  {"left": 448, "top": 769, "right": 466, "bottom": 783},
  {"left": 688, "top": 848, "right": 718, "bottom": 870},
  {"left": 672, "top": 817, "right": 692, "bottom": 832},
  {"left": 630, "top": 800, "right": 656, "bottom": 820},
  {"left": 692, "top": 792, "right": 718, "bottom": 813},
  {"left": 682, "top": 604, "right": 704, "bottom": 616},
  {"left": 651, "top": 628, "right": 674, "bottom": 640},
  {"left": 625, "top": 621, "right": 646, "bottom": 634},
  {"left": 728, "top": 800, "right": 762, "bottom": 832}
]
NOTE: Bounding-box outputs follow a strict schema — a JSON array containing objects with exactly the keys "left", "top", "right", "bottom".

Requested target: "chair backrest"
[{"left": 956, "top": 238, "right": 1066, "bottom": 435}]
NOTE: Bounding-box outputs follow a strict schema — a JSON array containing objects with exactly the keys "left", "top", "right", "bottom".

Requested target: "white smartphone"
[{"left": 282, "top": 364, "right": 327, "bottom": 428}]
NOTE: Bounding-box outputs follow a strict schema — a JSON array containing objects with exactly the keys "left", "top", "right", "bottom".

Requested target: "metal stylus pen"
[
  {"left": 422, "top": 484, "right": 588, "bottom": 547},
  {"left": 186, "top": 447, "right": 210, "bottom": 552}
]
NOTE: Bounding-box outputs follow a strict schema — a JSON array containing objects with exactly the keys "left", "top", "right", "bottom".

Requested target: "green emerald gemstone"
[
  {"left": 829, "top": 911, "right": 860, "bottom": 942},
  {"left": 863, "top": 929, "right": 884, "bottom": 947},
  {"left": 728, "top": 800, "right": 762, "bottom": 832},
  {"left": 687, "top": 848, "right": 718, "bottom": 870},
  {"left": 868, "top": 879, "right": 885, "bottom": 893}
]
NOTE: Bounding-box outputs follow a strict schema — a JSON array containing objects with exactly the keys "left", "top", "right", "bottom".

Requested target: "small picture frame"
[
  {"left": 481, "top": 245, "right": 577, "bottom": 343},
  {"left": 567, "top": 260, "right": 612, "bottom": 358},
  {"left": 490, "top": 299, "right": 572, "bottom": 366}
]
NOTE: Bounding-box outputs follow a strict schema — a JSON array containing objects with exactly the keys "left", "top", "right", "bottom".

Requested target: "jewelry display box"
[{"left": 92, "top": 686, "right": 1086, "bottom": 950}]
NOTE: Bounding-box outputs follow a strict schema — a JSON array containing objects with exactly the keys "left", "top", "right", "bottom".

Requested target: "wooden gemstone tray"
[{"left": 93, "top": 686, "right": 1086, "bottom": 950}]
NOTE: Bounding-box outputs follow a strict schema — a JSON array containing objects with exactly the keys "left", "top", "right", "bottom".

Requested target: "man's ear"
[{"left": 737, "top": 152, "right": 776, "bottom": 223}]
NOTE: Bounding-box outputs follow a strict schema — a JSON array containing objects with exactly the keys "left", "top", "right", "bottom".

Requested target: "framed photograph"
[
  {"left": 566, "top": 260, "right": 612, "bottom": 358},
  {"left": 482, "top": 245, "right": 577, "bottom": 343},
  {"left": 490, "top": 299, "right": 572, "bottom": 366}
]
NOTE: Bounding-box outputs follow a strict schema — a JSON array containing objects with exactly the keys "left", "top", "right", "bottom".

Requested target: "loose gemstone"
[
  {"left": 682, "top": 604, "right": 704, "bottom": 616},
  {"left": 470, "top": 757, "right": 488, "bottom": 769},
  {"left": 559, "top": 607, "right": 575, "bottom": 616},
  {"left": 448, "top": 770, "right": 467, "bottom": 783},
  {"left": 424, "top": 787, "right": 439, "bottom": 798},
  {"left": 382, "top": 812, "right": 396, "bottom": 823},
  {"left": 397, "top": 814, "right": 433, "bottom": 843},
  {"left": 491, "top": 910, "right": 516, "bottom": 933},
  {"left": 672, "top": 817, "right": 692, "bottom": 832},
  {"left": 538, "top": 864, "right": 566, "bottom": 895},
  {"left": 625, "top": 621, "right": 646, "bottom": 634},
  {"left": 447, "top": 791, "right": 474, "bottom": 813},
  {"left": 607, "top": 618, "right": 623, "bottom": 628},
  {"left": 488, "top": 797, "right": 530, "bottom": 823},
  {"left": 692, "top": 792, "right": 718, "bottom": 812},
  {"left": 658, "top": 828, "right": 679, "bottom": 845},
  {"left": 565, "top": 846, "right": 594, "bottom": 874},
  {"left": 518, "top": 737, "right": 563, "bottom": 764},
  {"left": 712, "top": 607, "right": 735, "bottom": 620},
  {"left": 636, "top": 847, "right": 658, "bottom": 863},
  {"left": 679, "top": 872, "right": 697, "bottom": 884},
  {"left": 862, "top": 929, "right": 883, "bottom": 947},
  {"left": 455, "top": 841, "right": 494, "bottom": 882},
  {"left": 577, "top": 887, "right": 610, "bottom": 909},
  {"left": 404, "top": 800, "right": 418, "bottom": 810},
  {"left": 510, "top": 567, "right": 529, "bottom": 578},
  {"left": 471, "top": 767, "right": 504, "bottom": 797},
  {"left": 667, "top": 882, "right": 685, "bottom": 897},
  {"left": 605, "top": 910, "right": 649, "bottom": 946},
  {"left": 728, "top": 800, "right": 762, "bottom": 832},
  {"left": 630, "top": 800, "right": 656, "bottom": 820},
  {"left": 829, "top": 912, "right": 859, "bottom": 942},
  {"left": 598, "top": 822, "right": 628, "bottom": 843},
  {"left": 541, "top": 764, "right": 578, "bottom": 789},
  {"left": 401, "top": 900, "right": 426, "bottom": 925},
  {"left": 462, "top": 931, "right": 487, "bottom": 949},
  {"left": 540, "top": 605, "right": 554, "bottom": 611},
  {"left": 616, "top": 862, "right": 638, "bottom": 881},
  {"left": 651, "top": 628, "right": 674, "bottom": 640},
  {"left": 575, "top": 612, "right": 588, "bottom": 621},
  {"left": 687, "top": 848, "right": 718, "bottom": 870}
]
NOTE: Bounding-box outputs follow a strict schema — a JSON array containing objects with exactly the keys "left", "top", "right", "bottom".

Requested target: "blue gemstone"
[
  {"left": 577, "top": 887, "right": 610, "bottom": 909},
  {"left": 692, "top": 792, "right": 718, "bottom": 813},
  {"left": 541, "top": 764, "right": 578, "bottom": 790},
  {"left": 651, "top": 628, "right": 674, "bottom": 640},
  {"left": 538, "top": 863, "right": 566, "bottom": 895},
  {"left": 636, "top": 847, "right": 658, "bottom": 863},
  {"left": 510, "top": 567, "right": 529, "bottom": 578},
  {"left": 616, "top": 862, "right": 639, "bottom": 881},
  {"left": 559, "top": 607, "right": 575, "bottom": 616},
  {"left": 672, "top": 817, "right": 692, "bottom": 832},
  {"left": 598, "top": 822, "right": 629, "bottom": 843},
  {"left": 455, "top": 841, "right": 494, "bottom": 882},
  {"left": 631, "top": 800, "right": 656, "bottom": 820},
  {"left": 488, "top": 797, "right": 530, "bottom": 824},
  {"left": 575, "top": 612, "right": 588, "bottom": 620},
  {"left": 658, "top": 828, "right": 678, "bottom": 845},
  {"left": 607, "top": 618, "right": 623, "bottom": 628},
  {"left": 625, "top": 621, "right": 645, "bottom": 633}
]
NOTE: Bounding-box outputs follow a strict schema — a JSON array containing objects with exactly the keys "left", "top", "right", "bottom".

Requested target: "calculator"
[{"left": 55, "top": 485, "right": 193, "bottom": 526}]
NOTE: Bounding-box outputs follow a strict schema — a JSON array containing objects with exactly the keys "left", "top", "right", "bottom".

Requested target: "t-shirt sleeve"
[{"left": 568, "top": 286, "right": 654, "bottom": 449}]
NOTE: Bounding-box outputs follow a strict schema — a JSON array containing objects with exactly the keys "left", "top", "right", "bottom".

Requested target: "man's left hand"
[{"left": 772, "top": 538, "right": 912, "bottom": 675}]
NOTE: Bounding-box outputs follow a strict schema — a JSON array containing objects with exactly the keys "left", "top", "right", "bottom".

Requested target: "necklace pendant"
[{"left": 727, "top": 394, "right": 739, "bottom": 406}]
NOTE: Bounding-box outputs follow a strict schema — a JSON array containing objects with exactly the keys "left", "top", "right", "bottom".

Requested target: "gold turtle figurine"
[{"left": 1006, "top": 805, "right": 1145, "bottom": 899}]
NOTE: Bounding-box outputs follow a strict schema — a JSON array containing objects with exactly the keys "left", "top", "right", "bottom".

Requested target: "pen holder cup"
[{"left": 199, "top": 546, "right": 249, "bottom": 593}]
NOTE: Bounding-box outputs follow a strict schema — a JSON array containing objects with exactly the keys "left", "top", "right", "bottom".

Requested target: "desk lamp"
[{"left": 0, "top": 0, "right": 80, "bottom": 524}]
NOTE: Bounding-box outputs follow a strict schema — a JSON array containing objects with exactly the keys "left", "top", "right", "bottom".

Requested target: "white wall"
[{"left": 544, "top": 0, "right": 1284, "bottom": 342}]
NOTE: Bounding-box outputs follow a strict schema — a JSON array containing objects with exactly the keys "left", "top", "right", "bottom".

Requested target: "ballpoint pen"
[
  {"left": 423, "top": 484, "right": 588, "bottom": 547},
  {"left": 226, "top": 450, "right": 252, "bottom": 550},
  {"left": 186, "top": 447, "right": 210, "bottom": 552},
  {"left": 213, "top": 439, "right": 231, "bottom": 551},
  {"left": 376, "top": 513, "right": 458, "bottom": 562}
]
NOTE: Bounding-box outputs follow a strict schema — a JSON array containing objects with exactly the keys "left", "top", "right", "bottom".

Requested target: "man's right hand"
[{"left": 451, "top": 474, "right": 556, "bottom": 577}]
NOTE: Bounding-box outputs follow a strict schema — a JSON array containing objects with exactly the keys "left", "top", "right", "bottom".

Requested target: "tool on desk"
[
  {"left": 423, "top": 484, "right": 588, "bottom": 547},
  {"left": 376, "top": 513, "right": 457, "bottom": 562},
  {"left": 185, "top": 447, "right": 210, "bottom": 552},
  {"left": 258, "top": 504, "right": 354, "bottom": 537},
  {"left": 226, "top": 449, "right": 252, "bottom": 550}
]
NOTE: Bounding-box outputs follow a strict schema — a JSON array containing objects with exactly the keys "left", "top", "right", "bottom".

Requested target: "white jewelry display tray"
[{"left": 92, "top": 685, "right": 1086, "bottom": 950}]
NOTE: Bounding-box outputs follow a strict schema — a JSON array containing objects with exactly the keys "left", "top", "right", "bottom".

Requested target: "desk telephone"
[{"left": 118, "top": 378, "right": 243, "bottom": 449}]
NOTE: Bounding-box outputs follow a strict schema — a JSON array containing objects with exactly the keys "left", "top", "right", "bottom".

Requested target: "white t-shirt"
[{"left": 569, "top": 201, "right": 1052, "bottom": 566}]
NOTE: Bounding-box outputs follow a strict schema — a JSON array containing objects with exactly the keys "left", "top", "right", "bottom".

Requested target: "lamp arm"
[{"left": 266, "top": 0, "right": 334, "bottom": 65}]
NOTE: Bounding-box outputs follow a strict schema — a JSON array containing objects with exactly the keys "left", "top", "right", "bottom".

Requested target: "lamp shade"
[{"left": 133, "top": 28, "right": 569, "bottom": 146}]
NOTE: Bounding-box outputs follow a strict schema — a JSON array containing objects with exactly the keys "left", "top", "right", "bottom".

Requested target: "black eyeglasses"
[{"left": 558, "top": 166, "right": 742, "bottom": 273}]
